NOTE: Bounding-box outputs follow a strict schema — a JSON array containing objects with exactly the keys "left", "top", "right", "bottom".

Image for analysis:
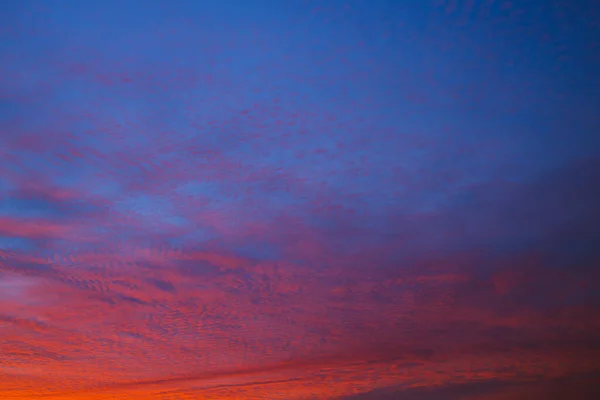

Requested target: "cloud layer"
[{"left": 1, "top": 0, "right": 600, "bottom": 398}]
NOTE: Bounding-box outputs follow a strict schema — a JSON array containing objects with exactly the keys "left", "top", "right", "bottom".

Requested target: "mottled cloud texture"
[{"left": 1, "top": 0, "right": 600, "bottom": 399}]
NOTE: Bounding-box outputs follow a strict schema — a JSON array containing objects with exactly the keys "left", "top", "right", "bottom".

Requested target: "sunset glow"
[{"left": 1, "top": 1, "right": 600, "bottom": 399}]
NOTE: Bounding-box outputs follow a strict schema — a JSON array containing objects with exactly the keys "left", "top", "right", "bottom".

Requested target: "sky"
[{"left": 1, "top": 0, "right": 600, "bottom": 399}]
